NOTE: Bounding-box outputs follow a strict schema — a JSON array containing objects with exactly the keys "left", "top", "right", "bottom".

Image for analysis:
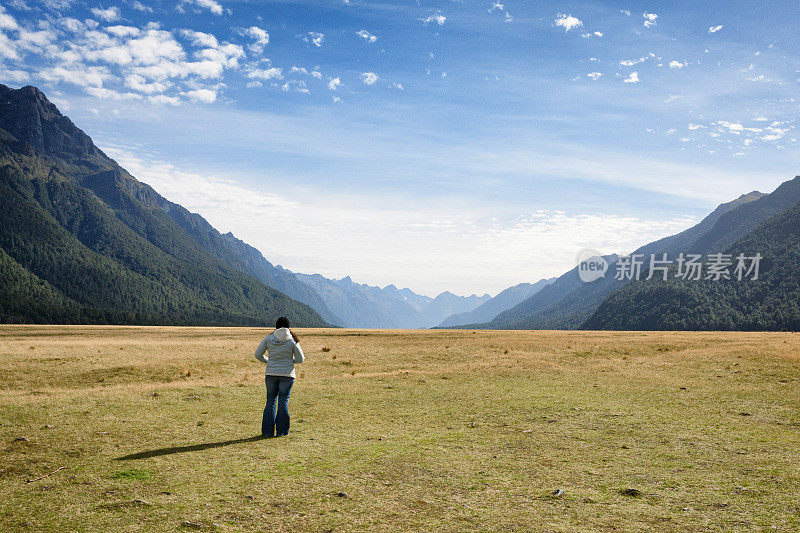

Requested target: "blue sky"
[{"left": 1, "top": 0, "right": 799, "bottom": 295}]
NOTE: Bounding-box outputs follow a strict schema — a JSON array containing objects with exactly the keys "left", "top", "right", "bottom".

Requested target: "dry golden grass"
[{"left": 1, "top": 326, "right": 799, "bottom": 531}]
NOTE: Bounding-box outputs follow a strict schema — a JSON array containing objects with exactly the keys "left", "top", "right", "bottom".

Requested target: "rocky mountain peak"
[{"left": 0, "top": 84, "right": 103, "bottom": 160}]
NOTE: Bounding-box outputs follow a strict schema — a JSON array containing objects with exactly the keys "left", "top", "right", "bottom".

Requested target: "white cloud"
[
  {"left": 620, "top": 9, "right": 631, "bottom": 16},
  {"left": 0, "top": 11, "right": 245, "bottom": 105},
  {"left": 328, "top": 77, "right": 341, "bottom": 90},
  {"left": 242, "top": 26, "right": 269, "bottom": 54},
  {"left": 581, "top": 31, "right": 603, "bottom": 38},
  {"left": 0, "top": 33, "right": 20, "bottom": 59},
  {"left": 290, "top": 66, "right": 308, "bottom": 75},
  {"left": 356, "top": 29, "right": 377, "bottom": 43},
  {"left": 183, "top": 0, "right": 223, "bottom": 16},
  {"left": 360, "top": 72, "right": 378, "bottom": 85},
  {"left": 587, "top": 72, "right": 602, "bottom": 80},
  {"left": 708, "top": 25, "right": 723, "bottom": 33},
  {"left": 84, "top": 86, "right": 142, "bottom": 100},
  {"left": 90, "top": 6, "right": 121, "bottom": 22},
  {"left": 623, "top": 71, "right": 639, "bottom": 83},
  {"left": 0, "top": 5, "right": 20, "bottom": 31},
  {"left": 303, "top": 32, "right": 324, "bottom": 47},
  {"left": 39, "top": 64, "right": 113, "bottom": 87},
  {"left": 420, "top": 11, "right": 446, "bottom": 26},
  {"left": 132, "top": 1, "right": 153, "bottom": 13},
  {"left": 642, "top": 12, "right": 658, "bottom": 28},
  {"left": 148, "top": 94, "right": 181, "bottom": 105},
  {"left": 124, "top": 73, "right": 169, "bottom": 94},
  {"left": 488, "top": 2, "right": 503, "bottom": 13},
  {"left": 669, "top": 60, "right": 686, "bottom": 69},
  {"left": 106, "top": 25, "right": 141, "bottom": 38},
  {"left": 184, "top": 88, "right": 217, "bottom": 103},
  {"left": 488, "top": 2, "right": 512, "bottom": 21},
  {"left": 555, "top": 13, "right": 583, "bottom": 32},
  {"left": 180, "top": 29, "right": 218, "bottom": 48},
  {"left": 0, "top": 68, "right": 28, "bottom": 82},
  {"left": 619, "top": 56, "right": 646, "bottom": 67},
  {"left": 246, "top": 67, "right": 283, "bottom": 80},
  {"left": 688, "top": 123, "right": 704, "bottom": 130},
  {"left": 392, "top": 82, "right": 403, "bottom": 90},
  {"left": 280, "top": 80, "right": 309, "bottom": 94}
]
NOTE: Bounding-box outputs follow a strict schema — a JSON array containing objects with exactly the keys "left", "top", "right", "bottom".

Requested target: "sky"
[{"left": 1, "top": 0, "right": 799, "bottom": 296}]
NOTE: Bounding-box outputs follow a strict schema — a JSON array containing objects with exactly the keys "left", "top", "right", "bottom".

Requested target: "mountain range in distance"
[
  {"left": 457, "top": 175, "right": 800, "bottom": 331},
  {"left": 2, "top": 83, "right": 799, "bottom": 331}
]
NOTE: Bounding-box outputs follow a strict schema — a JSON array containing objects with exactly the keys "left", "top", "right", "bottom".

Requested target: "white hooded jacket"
[{"left": 254, "top": 327, "right": 305, "bottom": 378}]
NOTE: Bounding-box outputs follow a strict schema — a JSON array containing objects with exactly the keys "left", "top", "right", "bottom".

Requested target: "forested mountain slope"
[{"left": 0, "top": 84, "right": 327, "bottom": 326}]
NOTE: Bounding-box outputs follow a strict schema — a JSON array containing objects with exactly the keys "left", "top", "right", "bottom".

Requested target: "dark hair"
[{"left": 275, "top": 317, "right": 299, "bottom": 342}]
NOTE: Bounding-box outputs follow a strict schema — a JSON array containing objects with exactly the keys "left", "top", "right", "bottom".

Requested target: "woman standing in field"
[{"left": 254, "top": 317, "right": 305, "bottom": 437}]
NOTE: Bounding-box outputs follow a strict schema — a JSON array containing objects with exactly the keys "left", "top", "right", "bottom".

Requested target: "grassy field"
[{"left": 0, "top": 326, "right": 799, "bottom": 531}]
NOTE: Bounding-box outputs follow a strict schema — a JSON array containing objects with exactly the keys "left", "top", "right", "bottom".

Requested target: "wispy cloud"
[
  {"left": 623, "top": 71, "right": 639, "bottom": 83},
  {"left": 90, "top": 6, "right": 120, "bottom": 22},
  {"left": 241, "top": 26, "right": 269, "bottom": 54},
  {"left": 103, "top": 145, "right": 701, "bottom": 295},
  {"left": 181, "top": 0, "right": 223, "bottom": 16},
  {"left": 301, "top": 31, "right": 324, "bottom": 47},
  {"left": 360, "top": 71, "right": 378, "bottom": 85},
  {"left": 420, "top": 11, "right": 446, "bottom": 26},
  {"left": 356, "top": 29, "right": 377, "bottom": 43},
  {"left": 555, "top": 13, "right": 583, "bottom": 32}
]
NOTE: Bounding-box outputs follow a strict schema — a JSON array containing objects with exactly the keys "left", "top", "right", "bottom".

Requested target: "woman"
[{"left": 254, "top": 317, "right": 305, "bottom": 437}]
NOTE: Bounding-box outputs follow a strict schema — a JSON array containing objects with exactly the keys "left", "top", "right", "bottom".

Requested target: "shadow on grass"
[{"left": 115, "top": 435, "right": 266, "bottom": 460}]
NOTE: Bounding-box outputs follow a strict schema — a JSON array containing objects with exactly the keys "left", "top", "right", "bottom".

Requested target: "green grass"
[
  {"left": 112, "top": 470, "right": 153, "bottom": 481},
  {"left": 0, "top": 326, "right": 799, "bottom": 531}
]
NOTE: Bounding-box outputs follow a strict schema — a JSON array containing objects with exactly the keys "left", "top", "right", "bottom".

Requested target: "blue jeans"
[{"left": 262, "top": 375, "right": 294, "bottom": 437}]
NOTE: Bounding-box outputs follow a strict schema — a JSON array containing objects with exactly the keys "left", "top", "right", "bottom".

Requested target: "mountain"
[
  {"left": 437, "top": 278, "right": 555, "bottom": 327},
  {"left": 215, "top": 232, "right": 341, "bottom": 325},
  {"left": 381, "top": 284, "right": 434, "bottom": 313},
  {"left": 420, "top": 291, "right": 490, "bottom": 328},
  {"left": 293, "top": 274, "right": 489, "bottom": 328},
  {"left": 466, "top": 184, "right": 799, "bottom": 329},
  {"left": 294, "top": 274, "right": 421, "bottom": 328},
  {"left": 0, "top": 84, "right": 328, "bottom": 326},
  {"left": 461, "top": 254, "right": 618, "bottom": 329},
  {"left": 583, "top": 195, "right": 800, "bottom": 331}
]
